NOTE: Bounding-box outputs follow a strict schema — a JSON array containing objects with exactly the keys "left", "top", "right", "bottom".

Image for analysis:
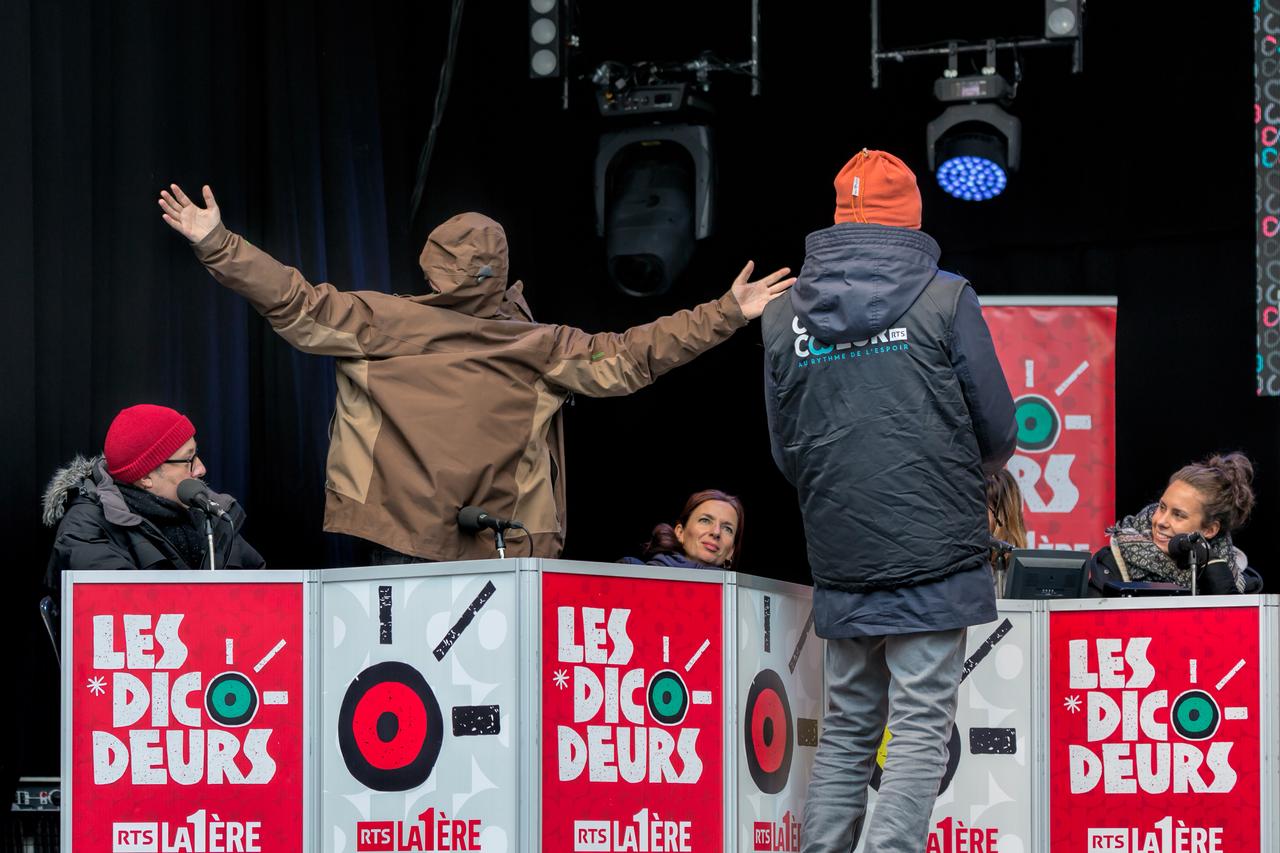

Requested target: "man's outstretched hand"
[
  {"left": 158, "top": 184, "right": 221, "bottom": 244},
  {"left": 730, "top": 261, "right": 797, "bottom": 320}
]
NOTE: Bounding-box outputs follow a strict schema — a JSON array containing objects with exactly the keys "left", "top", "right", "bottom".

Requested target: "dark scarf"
[
  {"left": 116, "top": 483, "right": 208, "bottom": 570},
  {"left": 1107, "top": 504, "right": 1243, "bottom": 591}
]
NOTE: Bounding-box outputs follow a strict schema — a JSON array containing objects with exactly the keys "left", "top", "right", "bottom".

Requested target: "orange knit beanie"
[{"left": 833, "top": 149, "right": 922, "bottom": 229}]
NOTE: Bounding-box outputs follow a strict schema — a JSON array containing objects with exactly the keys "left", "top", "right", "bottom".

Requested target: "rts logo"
[
  {"left": 355, "top": 808, "right": 482, "bottom": 851},
  {"left": 1087, "top": 829, "right": 1128, "bottom": 852},
  {"left": 111, "top": 812, "right": 262, "bottom": 853},
  {"left": 752, "top": 810, "right": 800, "bottom": 851},
  {"left": 572, "top": 809, "right": 692, "bottom": 852},
  {"left": 1086, "top": 819, "right": 1226, "bottom": 853}
]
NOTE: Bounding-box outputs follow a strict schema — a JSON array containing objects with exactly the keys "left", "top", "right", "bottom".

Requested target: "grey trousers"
[{"left": 801, "top": 628, "right": 967, "bottom": 853}]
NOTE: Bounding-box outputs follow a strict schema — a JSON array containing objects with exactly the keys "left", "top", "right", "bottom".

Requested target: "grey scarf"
[{"left": 1107, "top": 504, "right": 1243, "bottom": 591}]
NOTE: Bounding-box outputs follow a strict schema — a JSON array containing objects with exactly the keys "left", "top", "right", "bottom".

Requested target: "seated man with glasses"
[{"left": 43, "top": 404, "right": 264, "bottom": 592}]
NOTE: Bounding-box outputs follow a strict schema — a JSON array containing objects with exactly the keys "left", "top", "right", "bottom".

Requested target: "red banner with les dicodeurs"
[
  {"left": 1048, "top": 604, "right": 1261, "bottom": 851},
  {"left": 982, "top": 299, "right": 1117, "bottom": 552},
  {"left": 70, "top": 581, "right": 305, "bottom": 853},
  {"left": 541, "top": 570, "right": 724, "bottom": 853}
]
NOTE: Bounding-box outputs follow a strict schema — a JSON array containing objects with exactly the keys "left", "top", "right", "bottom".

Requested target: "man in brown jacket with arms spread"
[{"left": 160, "top": 184, "right": 794, "bottom": 562}]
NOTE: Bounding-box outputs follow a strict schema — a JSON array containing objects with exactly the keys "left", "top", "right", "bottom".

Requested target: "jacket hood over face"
[
  {"left": 792, "top": 222, "right": 941, "bottom": 343},
  {"left": 417, "top": 212, "right": 533, "bottom": 321}
]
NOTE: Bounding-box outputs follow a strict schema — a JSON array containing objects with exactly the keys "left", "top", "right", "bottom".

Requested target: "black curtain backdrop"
[{"left": 0, "top": 0, "right": 1271, "bottom": 780}]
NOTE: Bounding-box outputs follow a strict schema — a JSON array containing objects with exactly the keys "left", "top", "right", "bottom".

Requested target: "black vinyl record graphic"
[
  {"left": 744, "top": 669, "right": 794, "bottom": 794},
  {"left": 870, "top": 724, "right": 961, "bottom": 794},
  {"left": 338, "top": 661, "right": 444, "bottom": 791},
  {"left": 647, "top": 669, "right": 691, "bottom": 726},
  {"left": 205, "top": 671, "right": 259, "bottom": 728},
  {"left": 1171, "top": 689, "right": 1221, "bottom": 741},
  {"left": 1013, "top": 394, "right": 1061, "bottom": 453}
]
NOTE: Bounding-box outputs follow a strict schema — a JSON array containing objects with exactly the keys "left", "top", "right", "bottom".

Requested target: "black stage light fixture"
[
  {"left": 1044, "top": 0, "right": 1082, "bottom": 39},
  {"left": 529, "top": 0, "right": 563, "bottom": 78},
  {"left": 926, "top": 74, "right": 1021, "bottom": 202},
  {"left": 594, "top": 122, "right": 715, "bottom": 297}
]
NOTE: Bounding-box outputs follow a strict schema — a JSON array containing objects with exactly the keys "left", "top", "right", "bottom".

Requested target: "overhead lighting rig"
[
  {"left": 870, "top": 0, "right": 1085, "bottom": 202},
  {"left": 533, "top": 1, "right": 766, "bottom": 295},
  {"left": 590, "top": 57, "right": 743, "bottom": 296}
]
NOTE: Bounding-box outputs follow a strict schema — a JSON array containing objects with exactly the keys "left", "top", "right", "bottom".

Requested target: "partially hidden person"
[
  {"left": 621, "top": 489, "right": 744, "bottom": 569},
  {"left": 986, "top": 468, "right": 1027, "bottom": 596}
]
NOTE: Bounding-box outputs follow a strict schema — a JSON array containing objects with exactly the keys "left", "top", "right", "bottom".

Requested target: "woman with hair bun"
[
  {"left": 622, "top": 489, "right": 744, "bottom": 569},
  {"left": 1090, "top": 452, "right": 1257, "bottom": 594}
]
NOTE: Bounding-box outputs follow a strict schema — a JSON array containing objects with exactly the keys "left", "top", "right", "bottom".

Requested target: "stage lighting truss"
[{"left": 529, "top": 1, "right": 763, "bottom": 106}]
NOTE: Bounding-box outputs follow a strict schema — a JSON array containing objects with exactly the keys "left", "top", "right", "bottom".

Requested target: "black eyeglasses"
[{"left": 161, "top": 452, "right": 200, "bottom": 473}]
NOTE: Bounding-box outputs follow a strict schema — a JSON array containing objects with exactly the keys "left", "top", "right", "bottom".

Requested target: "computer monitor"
[{"left": 1003, "top": 549, "right": 1089, "bottom": 599}]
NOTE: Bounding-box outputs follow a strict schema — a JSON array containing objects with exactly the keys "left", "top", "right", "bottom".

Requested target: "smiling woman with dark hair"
[
  {"left": 622, "top": 489, "right": 745, "bottom": 569},
  {"left": 1089, "top": 452, "right": 1257, "bottom": 594}
]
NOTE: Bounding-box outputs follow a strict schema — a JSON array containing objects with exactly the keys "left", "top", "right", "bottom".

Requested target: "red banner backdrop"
[
  {"left": 541, "top": 571, "right": 723, "bottom": 853},
  {"left": 982, "top": 301, "right": 1117, "bottom": 552},
  {"left": 71, "top": 582, "right": 305, "bottom": 853},
  {"left": 1048, "top": 606, "right": 1261, "bottom": 852}
]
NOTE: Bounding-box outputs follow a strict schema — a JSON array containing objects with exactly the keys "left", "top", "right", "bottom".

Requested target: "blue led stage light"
[{"left": 927, "top": 98, "right": 1020, "bottom": 204}]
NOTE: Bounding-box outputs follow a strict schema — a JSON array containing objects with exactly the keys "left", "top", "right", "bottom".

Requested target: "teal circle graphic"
[
  {"left": 1014, "top": 394, "right": 1060, "bottom": 453},
  {"left": 647, "top": 669, "right": 690, "bottom": 726},
  {"left": 205, "top": 671, "right": 259, "bottom": 727},
  {"left": 216, "top": 680, "right": 252, "bottom": 715},
  {"left": 1171, "top": 689, "right": 1220, "bottom": 741}
]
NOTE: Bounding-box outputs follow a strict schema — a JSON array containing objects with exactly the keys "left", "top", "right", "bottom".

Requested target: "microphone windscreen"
[
  {"left": 1167, "top": 533, "right": 1208, "bottom": 560},
  {"left": 457, "top": 505, "right": 487, "bottom": 533},
  {"left": 176, "top": 479, "right": 208, "bottom": 506}
]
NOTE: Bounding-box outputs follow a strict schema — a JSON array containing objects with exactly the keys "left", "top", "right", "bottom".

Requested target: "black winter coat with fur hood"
[{"left": 42, "top": 455, "right": 264, "bottom": 595}]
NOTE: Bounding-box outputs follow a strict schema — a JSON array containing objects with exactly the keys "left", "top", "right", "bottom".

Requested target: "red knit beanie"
[
  {"left": 104, "top": 404, "right": 196, "bottom": 484},
  {"left": 833, "top": 149, "right": 922, "bottom": 229}
]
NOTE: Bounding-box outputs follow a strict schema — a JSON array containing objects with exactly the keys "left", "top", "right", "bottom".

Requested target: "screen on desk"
[{"left": 1004, "top": 549, "right": 1089, "bottom": 599}]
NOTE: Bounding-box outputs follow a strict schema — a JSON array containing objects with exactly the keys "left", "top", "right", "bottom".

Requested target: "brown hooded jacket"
[{"left": 192, "top": 213, "right": 748, "bottom": 560}]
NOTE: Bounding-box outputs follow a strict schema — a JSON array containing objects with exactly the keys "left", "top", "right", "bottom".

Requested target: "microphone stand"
[
  {"left": 990, "top": 537, "right": 1015, "bottom": 598},
  {"left": 491, "top": 522, "right": 530, "bottom": 559},
  {"left": 1189, "top": 547, "right": 1198, "bottom": 596},
  {"left": 1180, "top": 533, "right": 1212, "bottom": 595},
  {"left": 457, "top": 507, "right": 526, "bottom": 559},
  {"left": 203, "top": 512, "right": 218, "bottom": 571}
]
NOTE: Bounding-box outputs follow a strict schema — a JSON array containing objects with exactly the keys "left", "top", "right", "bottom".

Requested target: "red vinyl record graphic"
[
  {"left": 744, "top": 668, "right": 793, "bottom": 794},
  {"left": 338, "top": 660, "right": 444, "bottom": 791}
]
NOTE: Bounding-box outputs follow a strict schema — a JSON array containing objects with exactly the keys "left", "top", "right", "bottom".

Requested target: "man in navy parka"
[{"left": 762, "top": 149, "right": 1017, "bottom": 852}]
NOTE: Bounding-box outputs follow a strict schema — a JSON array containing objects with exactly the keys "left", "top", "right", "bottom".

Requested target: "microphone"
[
  {"left": 1168, "top": 532, "right": 1211, "bottom": 564},
  {"left": 177, "top": 479, "right": 231, "bottom": 521},
  {"left": 457, "top": 505, "right": 523, "bottom": 534},
  {"left": 457, "top": 506, "right": 526, "bottom": 560},
  {"left": 989, "top": 536, "right": 1016, "bottom": 555}
]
